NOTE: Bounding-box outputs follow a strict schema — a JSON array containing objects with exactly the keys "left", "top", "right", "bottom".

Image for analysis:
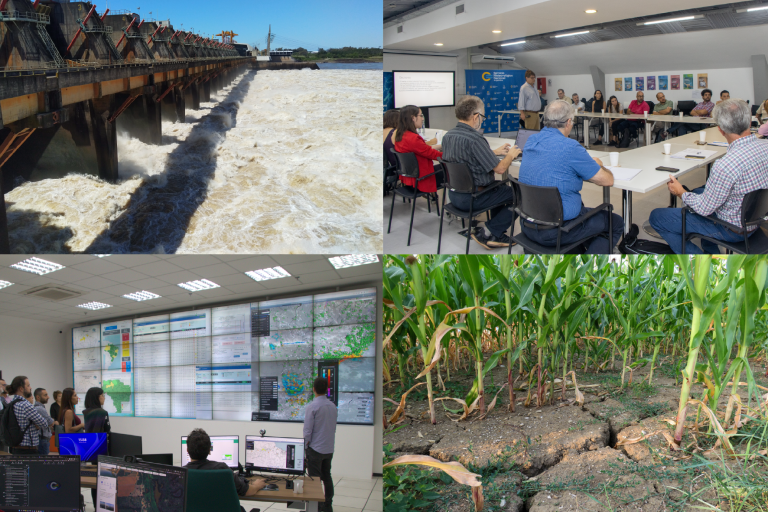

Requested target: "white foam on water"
[{"left": 4, "top": 68, "right": 382, "bottom": 254}]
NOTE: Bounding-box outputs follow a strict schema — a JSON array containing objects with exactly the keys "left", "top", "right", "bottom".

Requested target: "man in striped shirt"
[
  {"left": 649, "top": 99, "right": 768, "bottom": 253},
  {"left": 5, "top": 376, "right": 53, "bottom": 454}
]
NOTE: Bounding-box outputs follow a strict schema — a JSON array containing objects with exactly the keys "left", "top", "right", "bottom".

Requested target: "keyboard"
[{"left": 81, "top": 470, "right": 98, "bottom": 478}]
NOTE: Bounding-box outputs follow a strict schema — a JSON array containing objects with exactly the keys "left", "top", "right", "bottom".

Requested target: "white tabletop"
[{"left": 497, "top": 109, "right": 757, "bottom": 124}]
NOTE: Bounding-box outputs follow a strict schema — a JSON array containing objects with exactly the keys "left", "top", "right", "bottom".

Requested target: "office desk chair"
[
  {"left": 187, "top": 469, "right": 243, "bottom": 512},
  {"left": 681, "top": 188, "right": 768, "bottom": 254},
  {"left": 510, "top": 178, "right": 613, "bottom": 254}
]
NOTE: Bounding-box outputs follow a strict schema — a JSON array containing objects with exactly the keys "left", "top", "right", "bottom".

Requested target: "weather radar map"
[{"left": 73, "top": 287, "right": 376, "bottom": 424}]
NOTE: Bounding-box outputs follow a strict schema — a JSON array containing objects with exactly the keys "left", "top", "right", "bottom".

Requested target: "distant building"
[{"left": 270, "top": 49, "right": 293, "bottom": 62}]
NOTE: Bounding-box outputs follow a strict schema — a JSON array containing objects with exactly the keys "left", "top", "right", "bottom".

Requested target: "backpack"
[
  {"left": 0, "top": 396, "right": 34, "bottom": 447},
  {"left": 618, "top": 224, "right": 675, "bottom": 254}
]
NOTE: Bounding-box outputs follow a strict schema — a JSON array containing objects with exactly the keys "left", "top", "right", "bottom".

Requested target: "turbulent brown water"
[{"left": 5, "top": 68, "right": 382, "bottom": 254}]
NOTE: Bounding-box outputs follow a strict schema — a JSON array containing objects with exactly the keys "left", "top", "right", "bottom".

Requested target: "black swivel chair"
[
  {"left": 436, "top": 159, "right": 515, "bottom": 254},
  {"left": 676, "top": 101, "right": 697, "bottom": 117},
  {"left": 752, "top": 104, "right": 760, "bottom": 127},
  {"left": 681, "top": 188, "right": 768, "bottom": 254},
  {"left": 509, "top": 178, "right": 614, "bottom": 254},
  {"left": 387, "top": 150, "right": 445, "bottom": 247},
  {"left": 384, "top": 156, "right": 397, "bottom": 196}
]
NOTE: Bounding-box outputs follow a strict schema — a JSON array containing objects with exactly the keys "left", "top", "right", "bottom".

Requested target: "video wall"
[{"left": 72, "top": 288, "right": 376, "bottom": 425}]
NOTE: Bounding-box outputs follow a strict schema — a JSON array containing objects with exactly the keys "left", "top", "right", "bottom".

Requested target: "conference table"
[
  {"left": 496, "top": 109, "right": 758, "bottom": 149},
  {"left": 81, "top": 474, "right": 327, "bottom": 511}
]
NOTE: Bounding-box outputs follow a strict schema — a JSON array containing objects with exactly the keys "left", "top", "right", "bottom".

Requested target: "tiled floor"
[
  {"left": 385, "top": 133, "right": 712, "bottom": 254},
  {"left": 81, "top": 477, "right": 382, "bottom": 512}
]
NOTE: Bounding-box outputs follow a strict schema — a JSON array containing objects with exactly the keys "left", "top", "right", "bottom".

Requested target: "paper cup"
[
  {"left": 436, "top": 131, "right": 443, "bottom": 144},
  {"left": 679, "top": 113, "right": 683, "bottom": 119},
  {"left": 609, "top": 152, "right": 619, "bottom": 167},
  {"left": 699, "top": 131, "right": 706, "bottom": 143},
  {"left": 601, "top": 109, "right": 605, "bottom": 114},
  {"left": 644, "top": 112, "right": 648, "bottom": 119},
  {"left": 294, "top": 480, "right": 304, "bottom": 494},
  {"left": 664, "top": 143, "right": 671, "bottom": 155}
]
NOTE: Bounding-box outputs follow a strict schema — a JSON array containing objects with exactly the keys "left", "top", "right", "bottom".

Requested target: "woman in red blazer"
[{"left": 393, "top": 105, "right": 444, "bottom": 194}]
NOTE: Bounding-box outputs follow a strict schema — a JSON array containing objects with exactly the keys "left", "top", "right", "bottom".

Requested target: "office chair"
[
  {"left": 437, "top": 159, "right": 515, "bottom": 254},
  {"left": 681, "top": 188, "right": 768, "bottom": 254},
  {"left": 509, "top": 178, "right": 613, "bottom": 254},
  {"left": 187, "top": 469, "right": 243, "bottom": 512}
]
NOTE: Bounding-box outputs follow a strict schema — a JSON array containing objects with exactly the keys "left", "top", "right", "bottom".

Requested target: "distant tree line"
[{"left": 282, "top": 46, "right": 383, "bottom": 61}]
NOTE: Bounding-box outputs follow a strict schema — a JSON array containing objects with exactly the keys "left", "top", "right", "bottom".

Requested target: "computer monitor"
[
  {"left": 245, "top": 435, "right": 305, "bottom": 476},
  {"left": 0, "top": 455, "right": 81, "bottom": 511},
  {"left": 59, "top": 433, "right": 108, "bottom": 463},
  {"left": 136, "top": 453, "right": 174, "bottom": 466},
  {"left": 96, "top": 455, "right": 187, "bottom": 512},
  {"left": 109, "top": 432, "right": 143, "bottom": 457},
  {"left": 181, "top": 435, "right": 239, "bottom": 469}
]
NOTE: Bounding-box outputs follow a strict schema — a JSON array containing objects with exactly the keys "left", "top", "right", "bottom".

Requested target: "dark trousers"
[
  {"left": 448, "top": 185, "right": 516, "bottom": 238},
  {"left": 307, "top": 447, "right": 334, "bottom": 512},
  {"left": 38, "top": 436, "right": 50, "bottom": 455},
  {"left": 521, "top": 206, "right": 624, "bottom": 253}
]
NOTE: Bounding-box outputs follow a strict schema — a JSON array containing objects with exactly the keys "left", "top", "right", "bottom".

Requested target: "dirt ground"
[{"left": 384, "top": 359, "right": 768, "bottom": 511}]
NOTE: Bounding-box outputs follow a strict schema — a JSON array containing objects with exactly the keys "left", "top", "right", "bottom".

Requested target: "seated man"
[
  {"left": 669, "top": 89, "right": 715, "bottom": 136},
  {"left": 615, "top": 91, "right": 649, "bottom": 148},
  {"left": 757, "top": 98, "right": 768, "bottom": 125},
  {"left": 650, "top": 92, "right": 673, "bottom": 143},
  {"left": 518, "top": 100, "right": 624, "bottom": 253},
  {"left": 556, "top": 89, "right": 572, "bottom": 104},
  {"left": 441, "top": 95, "right": 522, "bottom": 250},
  {"left": 716, "top": 90, "right": 730, "bottom": 105},
  {"left": 184, "top": 428, "right": 267, "bottom": 512},
  {"left": 649, "top": 99, "right": 768, "bottom": 254}
]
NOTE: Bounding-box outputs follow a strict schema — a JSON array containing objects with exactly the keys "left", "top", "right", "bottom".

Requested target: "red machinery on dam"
[{"left": 0, "top": 0, "right": 252, "bottom": 252}]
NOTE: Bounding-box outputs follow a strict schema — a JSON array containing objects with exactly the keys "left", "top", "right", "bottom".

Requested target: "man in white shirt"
[{"left": 517, "top": 70, "right": 541, "bottom": 130}]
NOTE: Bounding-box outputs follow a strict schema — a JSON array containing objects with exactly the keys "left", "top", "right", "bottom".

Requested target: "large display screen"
[
  {"left": 393, "top": 70, "right": 456, "bottom": 108},
  {"left": 72, "top": 288, "right": 376, "bottom": 424},
  {"left": 59, "top": 433, "right": 109, "bottom": 463}
]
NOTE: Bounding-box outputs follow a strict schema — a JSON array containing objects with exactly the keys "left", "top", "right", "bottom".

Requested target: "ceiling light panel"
[
  {"left": 123, "top": 291, "right": 161, "bottom": 301},
  {"left": 553, "top": 30, "right": 590, "bottom": 38},
  {"left": 10, "top": 257, "right": 65, "bottom": 275},
  {"left": 500, "top": 40, "right": 526, "bottom": 46},
  {"left": 77, "top": 301, "right": 112, "bottom": 310},
  {"left": 178, "top": 279, "right": 220, "bottom": 292},
  {"left": 643, "top": 16, "right": 696, "bottom": 25},
  {"left": 0, "top": 280, "right": 13, "bottom": 290},
  {"left": 328, "top": 255, "right": 379, "bottom": 269},
  {"left": 245, "top": 267, "right": 291, "bottom": 282}
]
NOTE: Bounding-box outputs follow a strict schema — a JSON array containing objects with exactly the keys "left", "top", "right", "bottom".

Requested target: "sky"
[{"left": 100, "top": 0, "right": 382, "bottom": 49}]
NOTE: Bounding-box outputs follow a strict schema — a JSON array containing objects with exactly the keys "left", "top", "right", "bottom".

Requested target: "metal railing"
[
  {"left": 83, "top": 25, "right": 114, "bottom": 34},
  {"left": 0, "top": 10, "right": 50, "bottom": 24}
]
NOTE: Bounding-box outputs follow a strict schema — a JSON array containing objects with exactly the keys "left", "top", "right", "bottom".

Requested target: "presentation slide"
[
  {"left": 170, "top": 309, "right": 211, "bottom": 339},
  {"left": 394, "top": 71, "right": 455, "bottom": 108},
  {"left": 212, "top": 304, "right": 252, "bottom": 335},
  {"left": 133, "top": 314, "right": 170, "bottom": 342},
  {"left": 72, "top": 288, "right": 376, "bottom": 424},
  {"left": 73, "top": 325, "right": 101, "bottom": 349}
]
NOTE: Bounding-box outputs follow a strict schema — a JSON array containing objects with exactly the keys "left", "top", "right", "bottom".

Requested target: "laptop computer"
[{"left": 497, "top": 128, "right": 537, "bottom": 161}]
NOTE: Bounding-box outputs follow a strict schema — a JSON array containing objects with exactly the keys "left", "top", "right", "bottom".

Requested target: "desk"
[{"left": 82, "top": 475, "right": 326, "bottom": 511}]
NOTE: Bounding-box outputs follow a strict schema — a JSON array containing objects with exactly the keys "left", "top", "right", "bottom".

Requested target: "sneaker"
[{"left": 471, "top": 231, "right": 514, "bottom": 250}]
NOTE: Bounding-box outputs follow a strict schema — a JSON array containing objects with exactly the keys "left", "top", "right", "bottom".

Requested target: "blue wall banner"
[
  {"left": 383, "top": 72, "right": 394, "bottom": 112},
  {"left": 465, "top": 70, "right": 527, "bottom": 134}
]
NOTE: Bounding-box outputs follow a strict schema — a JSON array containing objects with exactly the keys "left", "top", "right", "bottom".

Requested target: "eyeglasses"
[{"left": 474, "top": 112, "right": 486, "bottom": 119}]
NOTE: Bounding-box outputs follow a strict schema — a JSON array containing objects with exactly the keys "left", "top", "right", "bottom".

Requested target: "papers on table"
[
  {"left": 606, "top": 166, "right": 642, "bottom": 181},
  {"left": 670, "top": 148, "right": 718, "bottom": 160},
  {"left": 707, "top": 141, "right": 728, "bottom": 147}
]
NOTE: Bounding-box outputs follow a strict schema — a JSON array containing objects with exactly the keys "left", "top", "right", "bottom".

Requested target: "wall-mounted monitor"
[{"left": 394, "top": 70, "right": 456, "bottom": 108}]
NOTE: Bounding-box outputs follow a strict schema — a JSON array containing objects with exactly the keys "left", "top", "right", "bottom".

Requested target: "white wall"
[
  {"left": 540, "top": 74, "right": 595, "bottom": 107},
  {"left": 0, "top": 316, "right": 70, "bottom": 403},
  {"left": 604, "top": 68, "right": 754, "bottom": 109}
]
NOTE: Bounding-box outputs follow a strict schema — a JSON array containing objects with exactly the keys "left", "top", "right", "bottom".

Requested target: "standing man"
[
  {"left": 2, "top": 376, "right": 54, "bottom": 455},
  {"left": 304, "top": 377, "right": 338, "bottom": 512},
  {"left": 517, "top": 70, "right": 541, "bottom": 130},
  {"left": 33, "top": 388, "right": 58, "bottom": 455},
  {"left": 50, "top": 390, "right": 62, "bottom": 425}
]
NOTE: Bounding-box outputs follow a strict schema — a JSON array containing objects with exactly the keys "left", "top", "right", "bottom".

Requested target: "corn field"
[{"left": 383, "top": 255, "right": 768, "bottom": 512}]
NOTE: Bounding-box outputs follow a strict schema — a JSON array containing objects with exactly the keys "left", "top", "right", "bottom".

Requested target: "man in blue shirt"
[
  {"left": 519, "top": 100, "right": 624, "bottom": 253},
  {"left": 303, "top": 377, "right": 338, "bottom": 512}
]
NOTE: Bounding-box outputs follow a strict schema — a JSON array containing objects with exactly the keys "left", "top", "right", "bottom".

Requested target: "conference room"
[
  {"left": 0, "top": 254, "right": 382, "bottom": 512},
  {"left": 383, "top": 0, "right": 768, "bottom": 255}
]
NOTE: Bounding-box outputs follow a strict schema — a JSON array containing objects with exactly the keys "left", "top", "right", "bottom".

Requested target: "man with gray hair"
[
  {"left": 441, "top": 95, "right": 522, "bottom": 250},
  {"left": 518, "top": 100, "right": 623, "bottom": 253},
  {"left": 649, "top": 99, "right": 768, "bottom": 253}
]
